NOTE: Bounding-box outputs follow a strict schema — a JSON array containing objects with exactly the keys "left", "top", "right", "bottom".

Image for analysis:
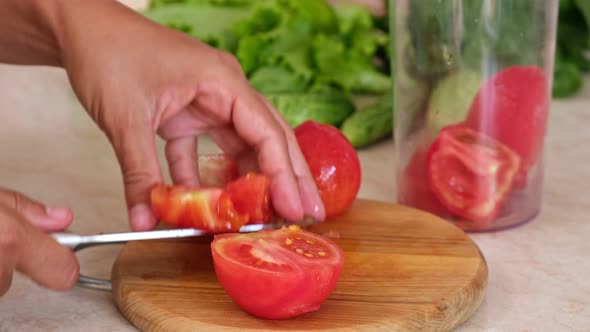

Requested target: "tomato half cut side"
[
  {"left": 211, "top": 225, "right": 344, "bottom": 319},
  {"left": 224, "top": 172, "right": 272, "bottom": 223},
  {"left": 427, "top": 124, "right": 521, "bottom": 222}
]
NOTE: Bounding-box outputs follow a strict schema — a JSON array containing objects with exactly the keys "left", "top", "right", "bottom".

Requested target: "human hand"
[
  {"left": 55, "top": 1, "right": 325, "bottom": 231},
  {"left": 0, "top": 188, "right": 79, "bottom": 296}
]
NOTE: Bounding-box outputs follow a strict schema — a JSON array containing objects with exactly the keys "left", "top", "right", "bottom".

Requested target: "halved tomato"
[
  {"left": 224, "top": 172, "right": 272, "bottom": 223},
  {"left": 427, "top": 124, "right": 521, "bottom": 222},
  {"left": 211, "top": 225, "right": 344, "bottom": 319}
]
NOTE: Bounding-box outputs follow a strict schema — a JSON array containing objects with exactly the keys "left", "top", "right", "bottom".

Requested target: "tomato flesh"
[
  {"left": 151, "top": 184, "right": 246, "bottom": 231},
  {"left": 427, "top": 124, "right": 521, "bottom": 222},
  {"left": 295, "top": 121, "right": 361, "bottom": 218},
  {"left": 211, "top": 225, "right": 344, "bottom": 319},
  {"left": 151, "top": 171, "right": 274, "bottom": 232},
  {"left": 224, "top": 172, "right": 272, "bottom": 223}
]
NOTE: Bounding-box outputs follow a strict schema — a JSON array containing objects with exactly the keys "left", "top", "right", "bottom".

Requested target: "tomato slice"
[
  {"left": 150, "top": 184, "right": 247, "bottom": 232},
  {"left": 150, "top": 172, "right": 273, "bottom": 232},
  {"left": 427, "top": 124, "right": 521, "bottom": 222},
  {"left": 211, "top": 225, "right": 344, "bottom": 319},
  {"left": 198, "top": 153, "right": 239, "bottom": 187},
  {"left": 224, "top": 172, "right": 272, "bottom": 223}
]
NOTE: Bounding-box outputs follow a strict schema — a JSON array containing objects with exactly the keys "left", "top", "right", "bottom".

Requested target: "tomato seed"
[
  {"left": 318, "top": 251, "right": 326, "bottom": 256},
  {"left": 306, "top": 240, "right": 314, "bottom": 244},
  {"left": 304, "top": 253, "right": 314, "bottom": 258},
  {"left": 285, "top": 239, "right": 293, "bottom": 245},
  {"left": 296, "top": 249, "right": 304, "bottom": 254},
  {"left": 288, "top": 224, "right": 300, "bottom": 231}
]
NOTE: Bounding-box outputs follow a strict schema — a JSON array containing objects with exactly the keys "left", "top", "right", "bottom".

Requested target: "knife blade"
[{"left": 52, "top": 218, "right": 318, "bottom": 251}]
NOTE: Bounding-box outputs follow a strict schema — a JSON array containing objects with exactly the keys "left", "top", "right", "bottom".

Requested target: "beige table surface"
[{"left": 1, "top": 2, "right": 590, "bottom": 331}]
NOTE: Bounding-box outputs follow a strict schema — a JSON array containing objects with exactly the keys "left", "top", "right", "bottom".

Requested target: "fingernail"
[
  {"left": 130, "top": 204, "right": 157, "bottom": 231},
  {"left": 46, "top": 206, "right": 73, "bottom": 221},
  {"left": 299, "top": 179, "right": 326, "bottom": 221}
]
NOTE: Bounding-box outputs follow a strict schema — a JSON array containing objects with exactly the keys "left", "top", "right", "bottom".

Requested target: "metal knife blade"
[{"left": 52, "top": 218, "right": 319, "bottom": 251}]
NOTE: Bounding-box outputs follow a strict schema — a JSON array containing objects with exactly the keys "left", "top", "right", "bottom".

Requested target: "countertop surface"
[{"left": 1, "top": 2, "right": 590, "bottom": 331}]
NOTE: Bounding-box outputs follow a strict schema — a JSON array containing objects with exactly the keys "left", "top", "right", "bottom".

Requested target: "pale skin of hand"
[{"left": 0, "top": 0, "right": 324, "bottom": 294}]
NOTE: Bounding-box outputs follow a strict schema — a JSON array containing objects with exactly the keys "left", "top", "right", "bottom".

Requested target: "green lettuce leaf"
[
  {"left": 249, "top": 66, "right": 307, "bottom": 93},
  {"left": 311, "top": 34, "right": 391, "bottom": 94},
  {"left": 148, "top": 0, "right": 254, "bottom": 9},
  {"left": 143, "top": 4, "right": 249, "bottom": 51}
]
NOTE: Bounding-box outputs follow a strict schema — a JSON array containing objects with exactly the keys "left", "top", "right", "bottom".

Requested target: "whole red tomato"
[
  {"left": 294, "top": 121, "right": 361, "bottom": 218},
  {"left": 465, "top": 65, "right": 549, "bottom": 187}
]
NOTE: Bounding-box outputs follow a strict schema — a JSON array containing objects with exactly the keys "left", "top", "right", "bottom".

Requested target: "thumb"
[
  {"left": 0, "top": 189, "right": 73, "bottom": 232},
  {"left": 0, "top": 205, "right": 79, "bottom": 291},
  {"left": 108, "top": 125, "right": 163, "bottom": 231}
]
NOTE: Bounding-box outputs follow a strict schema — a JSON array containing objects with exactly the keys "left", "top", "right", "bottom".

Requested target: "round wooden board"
[{"left": 111, "top": 199, "right": 488, "bottom": 332}]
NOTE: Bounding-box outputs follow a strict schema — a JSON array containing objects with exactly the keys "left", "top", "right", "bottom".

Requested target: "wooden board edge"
[{"left": 427, "top": 248, "right": 489, "bottom": 332}]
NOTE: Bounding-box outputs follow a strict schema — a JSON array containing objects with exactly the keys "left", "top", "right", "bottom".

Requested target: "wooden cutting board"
[{"left": 111, "top": 199, "right": 487, "bottom": 331}]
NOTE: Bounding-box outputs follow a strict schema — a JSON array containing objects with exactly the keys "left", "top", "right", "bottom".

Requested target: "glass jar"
[{"left": 391, "top": 0, "right": 558, "bottom": 232}]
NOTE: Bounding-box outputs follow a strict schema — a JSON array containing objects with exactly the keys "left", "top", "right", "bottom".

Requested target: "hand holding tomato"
[{"left": 23, "top": 1, "right": 325, "bottom": 231}]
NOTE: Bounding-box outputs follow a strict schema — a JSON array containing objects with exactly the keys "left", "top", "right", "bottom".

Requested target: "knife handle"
[{"left": 49, "top": 232, "right": 117, "bottom": 292}]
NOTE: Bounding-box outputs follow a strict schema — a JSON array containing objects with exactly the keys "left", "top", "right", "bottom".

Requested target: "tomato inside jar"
[
  {"left": 394, "top": 63, "right": 551, "bottom": 231},
  {"left": 426, "top": 124, "right": 521, "bottom": 223}
]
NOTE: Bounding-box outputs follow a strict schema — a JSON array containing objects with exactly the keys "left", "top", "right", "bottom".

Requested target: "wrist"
[
  {"left": 47, "top": 1, "right": 154, "bottom": 72},
  {"left": 0, "top": 0, "right": 64, "bottom": 66}
]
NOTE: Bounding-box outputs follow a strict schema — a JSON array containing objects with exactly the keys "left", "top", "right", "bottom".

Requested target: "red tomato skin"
[
  {"left": 398, "top": 144, "right": 453, "bottom": 218},
  {"left": 294, "top": 121, "right": 361, "bottom": 218},
  {"left": 151, "top": 184, "right": 174, "bottom": 224},
  {"left": 211, "top": 243, "right": 309, "bottom": 319},
  {"left": 224, "top": 172, "right": 272, "bottom": 223},
  {"left": 465, "top": 65, "right": 549, "bottom": 186},
  {"left": 427, "top": 124, "right": 521, "bottom": 222},
  {"left": 211, "top": 228, "right": 344, "bottom": 319}
]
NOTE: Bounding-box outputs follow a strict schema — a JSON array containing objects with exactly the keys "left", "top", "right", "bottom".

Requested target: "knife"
[
  {"left": 52, "top": 222, "right": 284, "bottom": 251},
  {"left": 51, "top": 219, "right": 318, "bottom": 292}
]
